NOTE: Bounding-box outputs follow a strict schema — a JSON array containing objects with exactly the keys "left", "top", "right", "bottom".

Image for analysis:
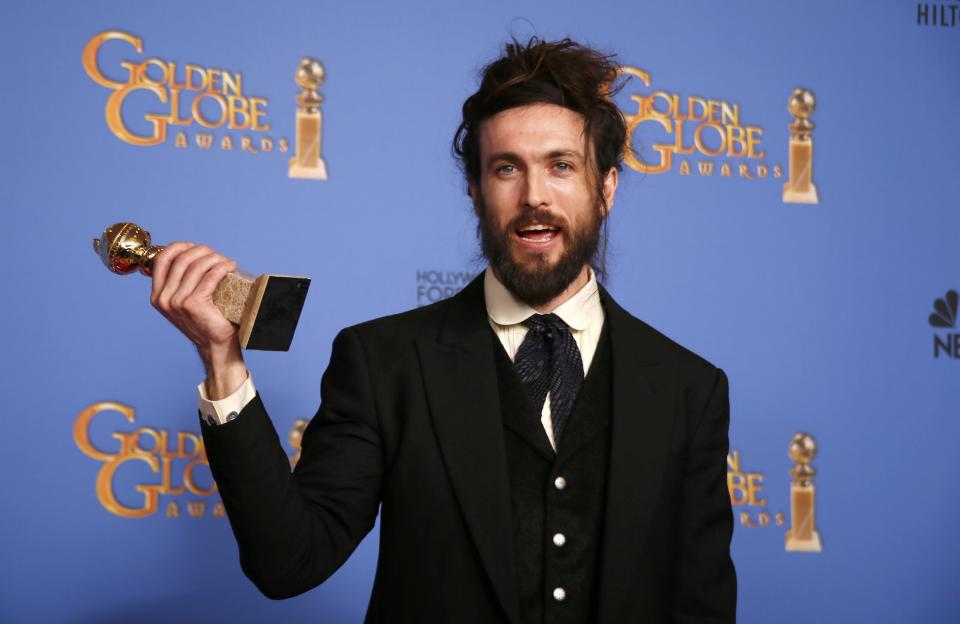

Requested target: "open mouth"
[{"left": 515, "top": 222, "right": 562, "bottom": 245}]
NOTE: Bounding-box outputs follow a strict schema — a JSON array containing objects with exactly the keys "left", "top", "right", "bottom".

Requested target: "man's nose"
[{"left": 522, "top": 169, "right": 549, "bottom": 209}]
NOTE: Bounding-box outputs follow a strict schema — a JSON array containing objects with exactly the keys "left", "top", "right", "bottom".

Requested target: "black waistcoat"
[{"left": 492, "top": 323, "right": 612, "bottom": 624}]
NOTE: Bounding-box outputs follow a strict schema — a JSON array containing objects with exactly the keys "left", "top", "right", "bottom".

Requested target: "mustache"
[{"left": 508, "top": 209, "right": 569, "bottom": 231}]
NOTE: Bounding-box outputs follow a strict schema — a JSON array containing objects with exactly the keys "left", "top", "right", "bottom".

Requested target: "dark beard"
[{"left": 478, "top": 201, "right": 601, "bottom": 308}]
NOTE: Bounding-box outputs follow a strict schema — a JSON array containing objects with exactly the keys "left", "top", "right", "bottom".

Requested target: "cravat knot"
[{"left": 523, "top": 313, "right": 566, "bottom": 340}]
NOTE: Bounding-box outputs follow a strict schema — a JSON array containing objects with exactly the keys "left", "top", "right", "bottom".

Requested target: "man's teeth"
[
  {"left": 519, "top": 224, "right": 557, "bottom": 232},
  {"left": 517, "top": 224, "right": 559, "bottom": 241}
]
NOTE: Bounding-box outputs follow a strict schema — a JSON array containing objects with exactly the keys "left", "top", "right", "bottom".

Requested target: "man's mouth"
[{"left": 515, "top": 222, "right": 562, "bottom": 244}]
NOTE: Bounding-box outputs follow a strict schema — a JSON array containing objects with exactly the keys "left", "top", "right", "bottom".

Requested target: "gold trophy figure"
[
  {"left": 93, "top": 222, "right": 310, "bottom": 351},
  {"left": 785, "top": 432, "right": 823, "bottom": 552},
  {"left": 782, "top": 88, "right": 819, "bottom": 205},
  {"left": 288, "top": 58, "right": 328, "bottom": 180}
]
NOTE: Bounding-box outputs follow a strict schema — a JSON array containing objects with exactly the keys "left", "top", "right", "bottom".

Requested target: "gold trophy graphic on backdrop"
[
  {"left": 785, "top": 432, "right": 823, "bottom": 552},
  {"left": 782, "top": 88, "right": 819, "bottom": 204},
  {"left": 93, "top": 223, "right": 310, "bottom": 351},
  {"left": 288, "top": 58, "right": 328, "bottom": 180}
]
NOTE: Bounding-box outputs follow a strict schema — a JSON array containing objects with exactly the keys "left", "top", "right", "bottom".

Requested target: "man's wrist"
[{"left": 199, "top": 341, "right": 248, "bottom": 400}]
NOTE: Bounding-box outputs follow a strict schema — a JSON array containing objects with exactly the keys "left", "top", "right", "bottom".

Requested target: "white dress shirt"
[{"left": 199, "top": 267, "right": 607, "bottom": 449}]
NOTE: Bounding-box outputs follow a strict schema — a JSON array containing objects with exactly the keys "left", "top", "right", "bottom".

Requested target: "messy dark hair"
[{"left": 453, "top": 37, "right": 627, "bottom": 281}]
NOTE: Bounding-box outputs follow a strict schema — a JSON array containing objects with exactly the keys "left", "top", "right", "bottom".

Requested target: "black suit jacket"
[{"left": 202, "top": 275, "right": 736, "bottom": 623}]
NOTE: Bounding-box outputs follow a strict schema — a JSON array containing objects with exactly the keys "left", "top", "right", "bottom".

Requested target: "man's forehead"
[{"left": 479, "top": 103, "right": 588, "bottom": 159}]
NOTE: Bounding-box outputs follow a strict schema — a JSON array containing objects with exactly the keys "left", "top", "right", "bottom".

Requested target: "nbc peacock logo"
[{"left": 929, "top": 290, "right": 958, "bottom": 358}]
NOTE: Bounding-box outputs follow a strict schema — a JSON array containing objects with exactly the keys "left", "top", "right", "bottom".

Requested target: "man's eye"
[
  {"left": 497, "top": 164, "right": 516, "bottom": 175},
  {"left": 554, "top": 162, "right": 572, "bottom": 171}
]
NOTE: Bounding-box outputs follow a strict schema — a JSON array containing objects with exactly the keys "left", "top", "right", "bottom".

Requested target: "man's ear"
[{"left": 601, "top": 167, "right": 618, "bottom": 216}]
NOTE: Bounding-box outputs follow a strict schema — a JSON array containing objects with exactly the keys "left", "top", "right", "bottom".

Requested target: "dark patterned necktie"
[{"left": 513, "top": 313, "right": 584, "bottom": 445}]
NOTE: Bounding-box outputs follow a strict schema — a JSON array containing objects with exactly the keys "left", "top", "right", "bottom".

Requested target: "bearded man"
[{"left": 151, "top": 38, "right": 736, "bottom": 624}]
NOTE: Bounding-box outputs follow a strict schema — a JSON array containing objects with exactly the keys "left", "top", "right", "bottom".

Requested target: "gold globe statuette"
[
  {"left": 288, "top": 57, "right": 328, "bottom": 180},
  {"left": 92, "top": 223, "right": 311, "bottom": 351},
  {"left": 785, "top": 432, "right": 823, "bottom": 552},
  {"left": 782, "top": 88, "right": 819, "bottom": 205}
]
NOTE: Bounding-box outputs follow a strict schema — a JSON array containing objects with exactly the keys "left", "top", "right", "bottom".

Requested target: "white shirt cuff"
[{"left": 197, "top": 375, "right": 256, "bottom": 426}]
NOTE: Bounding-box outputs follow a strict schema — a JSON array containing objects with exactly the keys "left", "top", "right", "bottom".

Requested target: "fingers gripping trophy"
[{"left": 93, "top": 223, "right": 311, "bottom": 358}]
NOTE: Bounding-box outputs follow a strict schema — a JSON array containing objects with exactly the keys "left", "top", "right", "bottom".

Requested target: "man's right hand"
[{"left": 150, "top": 242, "right": 249, "bottom": 400}]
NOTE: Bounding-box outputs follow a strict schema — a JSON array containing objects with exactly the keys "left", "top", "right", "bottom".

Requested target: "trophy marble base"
[
  {"left": 782, "top": 182, "right": 819, "bottom": 205},
  {"left": 786, "top": 531, "right": 823, "bottom": 552},
  {"left": 288, "top": 158, "right": 328, "bottom": 180},
  {"left": 785, "top": 483, "right": 823, "bottom": 552},
  {"left": 785, "top": 530, "right": 822, "bottom": 552},
  {"left": 213, "top": 272, "right": 311, "bottom": 351},
  {"left": 288, "top": 108, "right": 328, "bottom": 180},
  {"left": 782, "top": 137, "right": 819, "bottom": 204}
]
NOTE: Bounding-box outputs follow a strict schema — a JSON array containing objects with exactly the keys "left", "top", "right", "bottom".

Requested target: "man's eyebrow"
[
  {"left": 544, "top": 149, "right": 584, "bottom": 161},
  {"left": 485, "top": 149, "right": 585, "bottom": 169},
  {"left": 485, "top": 151, "right": 519, "bottom": 168}
]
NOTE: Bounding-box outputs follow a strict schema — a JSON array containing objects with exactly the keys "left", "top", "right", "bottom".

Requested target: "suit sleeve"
[
  {"left": 201, "top": 327, "right": 383, "bottom": 599},
  {"left": 671, "top": 367, "right": 737, "bottom": 623}
]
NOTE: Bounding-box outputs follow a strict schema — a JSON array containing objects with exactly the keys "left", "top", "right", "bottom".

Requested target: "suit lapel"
[
  {"left": 596, "top": 289, "right": 676, "bottom": 624},
  {"left": 416, "top": 276, "right": 523, "bottom": 624},
  {"left": 492, "top": 339, "right": 557, "bottom": 461}
]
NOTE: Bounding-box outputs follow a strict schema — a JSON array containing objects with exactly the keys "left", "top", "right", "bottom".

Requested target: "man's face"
[{"left": 472, "top": 103, "right": 617, "bottom": 307}]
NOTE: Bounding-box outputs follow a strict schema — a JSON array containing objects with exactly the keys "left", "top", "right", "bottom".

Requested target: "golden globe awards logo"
[
  {"left": 618, "top": 66, "right": 780, "bottom": 181},
  {"left": 75, "top": 401, "right": 304, "bottom": 519},
  {"left": 727, "top": 449, "right": 784, "bottom": 529},
  {"left": 74, "top": 401, "right": 223, "bottom": 519},
  {"left": 727, "top": 432, "right": 823, "bottom": 552},
  {"left": 82, "top": 30, "right": 330, "bottom": 180},
  {"left": 617, "top": 66, "right": 820, "bottom": 204}
]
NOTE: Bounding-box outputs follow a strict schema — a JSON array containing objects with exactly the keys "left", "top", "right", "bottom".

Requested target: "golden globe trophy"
[
  {"left": 288, "top": 58, "right": 328, "bottom": 180},
  {"left": 785, "top": 432, "right": 823, "bottom": 552},
  {"left": 782, "top": 88, "right": 819, "bottom": 204},
  {"left": 92, "top": 222, "right": 310, "bottom": 351}
]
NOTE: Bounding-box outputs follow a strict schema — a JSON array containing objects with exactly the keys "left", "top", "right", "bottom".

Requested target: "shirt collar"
[{"left": 484, "top": 266, "right": 603, "bottom": 331}]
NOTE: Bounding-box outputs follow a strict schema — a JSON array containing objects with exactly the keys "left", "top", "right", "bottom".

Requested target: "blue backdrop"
[{"left": 2, "top": 1, "right": 958, "bottom": 622}]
